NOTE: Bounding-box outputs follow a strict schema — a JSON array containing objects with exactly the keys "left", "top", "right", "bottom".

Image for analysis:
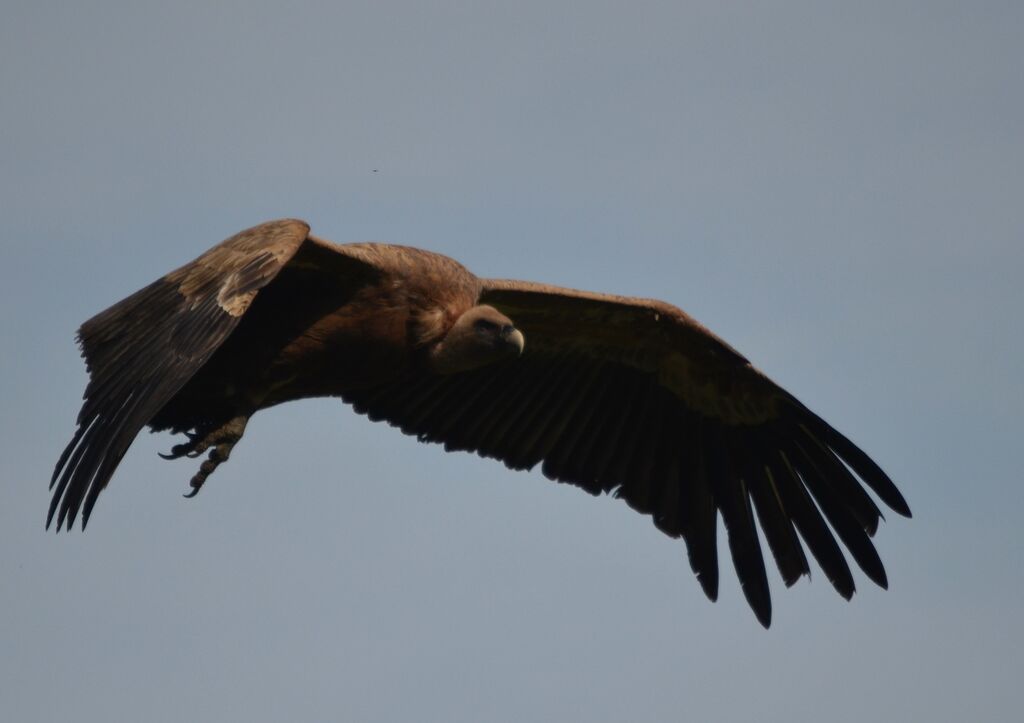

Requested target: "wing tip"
[
  {"left": 889, "top": 494, "right": 913, "bottom": 519},
  {"left": 698, "top": 576, "right": 718, "bottom": 603},
  {"left": 753, "top": 602, "right": 772, "bottom": 629}
]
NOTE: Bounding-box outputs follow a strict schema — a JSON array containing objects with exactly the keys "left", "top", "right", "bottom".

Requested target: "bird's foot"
[{"left": 160, "top": 415, "right": 249, "bottom": 498}]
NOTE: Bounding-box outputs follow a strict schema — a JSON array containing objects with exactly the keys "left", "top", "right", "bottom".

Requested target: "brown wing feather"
[
  {"left": 50, "top": 219, "right": 316, "bottom": 530},
  {"left": 341, "top": 279, "right": 910, "bottom": 627}
]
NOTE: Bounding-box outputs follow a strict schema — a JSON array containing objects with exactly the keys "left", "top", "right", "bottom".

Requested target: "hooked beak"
[{"left": 502, "top": 326, "right": 525, "bottom": 355}]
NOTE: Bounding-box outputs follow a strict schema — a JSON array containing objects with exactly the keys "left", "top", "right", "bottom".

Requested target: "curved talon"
[
  {"left": 159, "top": 444, "right": 202, "bottom": 460},
  {"left": 159, "top": 430, "right": 209, "bottom": 460},
  {"left": 183, "top": 460, "right": 214, "bottom": 498}
]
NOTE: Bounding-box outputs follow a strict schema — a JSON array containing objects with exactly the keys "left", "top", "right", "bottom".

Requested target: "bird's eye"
[{"left": 473, "top": 318, "right": 499, "bottom": 332}]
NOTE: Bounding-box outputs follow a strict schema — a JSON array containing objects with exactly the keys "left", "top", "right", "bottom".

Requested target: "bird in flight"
[{"left": 51, "top": 219, "right": 910, "bottom": 627}]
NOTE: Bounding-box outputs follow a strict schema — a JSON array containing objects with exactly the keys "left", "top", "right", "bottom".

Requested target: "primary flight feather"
[{"left": 51, "top": 219, "right": 911, "bottom": 627}]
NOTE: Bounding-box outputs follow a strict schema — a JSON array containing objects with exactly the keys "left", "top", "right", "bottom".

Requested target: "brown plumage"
[{"left": 51, "top": 219, "right": 911, "bottom": 627}]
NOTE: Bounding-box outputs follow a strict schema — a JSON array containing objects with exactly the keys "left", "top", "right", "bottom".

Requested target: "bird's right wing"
[{"left": 49, "top": 219, "right": 373, "bottom": 531}]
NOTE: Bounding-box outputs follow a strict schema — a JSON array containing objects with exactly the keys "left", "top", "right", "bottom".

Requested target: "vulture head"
[{"left": 428, "top": 305, "right": 525, "bottom": 374}]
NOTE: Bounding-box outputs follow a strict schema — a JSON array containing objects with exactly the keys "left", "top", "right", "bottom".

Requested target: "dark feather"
[
  {"left": 770, "top": 448, "right": 855, "bottom": 599},
  {"left": 51, "top": 278, "right": 240, "bottom": 530},
  {"left": 790, "top": 437, "right": 889, "bottom": 588},
  {"left": 743, "top": 452, "right": 810, "bottom": 588},
  {"left": 680, "top": 422, "right": 721, "bottom": 603},
  {"left": 797, "top": 404, "right": 911, "bottom": 518},
  {"left": 708, "top": 427, "right": 771, "bottom": 626}
]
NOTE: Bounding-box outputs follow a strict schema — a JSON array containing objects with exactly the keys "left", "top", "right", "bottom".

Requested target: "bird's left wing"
[{"left": 342, "top": 278, "right": 910, "bottom": 626}]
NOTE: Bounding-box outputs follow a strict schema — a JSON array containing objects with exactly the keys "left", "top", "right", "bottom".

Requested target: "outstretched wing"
[
  {"left": 50, "top": 219, "right": 317, "bottom": 531},
  {"left": 342, "top": 279, "right": 911, "bottom": 627}
]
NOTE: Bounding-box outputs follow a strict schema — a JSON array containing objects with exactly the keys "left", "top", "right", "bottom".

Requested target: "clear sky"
[{"left": 2, "top": 2, "right": 1021, "bottom": 721}]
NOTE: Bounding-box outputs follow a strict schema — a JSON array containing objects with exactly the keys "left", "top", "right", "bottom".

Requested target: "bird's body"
[
  {"left": 153, "top": 240, "right": 481, "bottom": 428},
  {"left": 52, "top": 219, "right": 910, "bottom": 627}
]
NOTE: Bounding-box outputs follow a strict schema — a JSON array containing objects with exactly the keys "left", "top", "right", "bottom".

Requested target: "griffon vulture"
[{"left": 51, "top": 219, "right": 911, "bottom": 627}]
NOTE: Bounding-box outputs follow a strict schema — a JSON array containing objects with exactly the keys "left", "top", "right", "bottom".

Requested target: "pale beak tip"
[{"left": 508, "top": 328, "right": 525, "bottom": 355}]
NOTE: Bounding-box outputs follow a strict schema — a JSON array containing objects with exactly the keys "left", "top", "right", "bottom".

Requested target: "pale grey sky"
[{"left": 2, "top": 2, "right": 1021, "bottom": 721}]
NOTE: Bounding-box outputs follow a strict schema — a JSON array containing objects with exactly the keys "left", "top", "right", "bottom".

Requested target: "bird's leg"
[
  {"left": 183, "top": 415, "right": 250, "bottom": 498},
  {"left": 159, "top": 415, "right": 250, "bottom": 498}
]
